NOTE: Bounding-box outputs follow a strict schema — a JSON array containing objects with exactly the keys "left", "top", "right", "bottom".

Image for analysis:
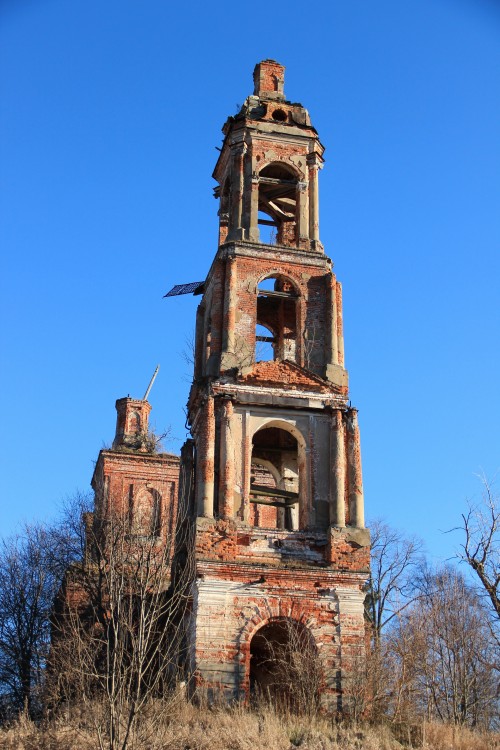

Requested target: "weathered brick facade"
[
  {"left": 63, "top": 60, "right": 370, "bottom": 715},
  {"left": 53, "top": 397, "right": 181, "bottom": 679},
  {"left": 180, "top": 61, "right": 370, "bottom": 712},
  {"left": 91, "top": 397, "right": 180, "bottom": 549}
]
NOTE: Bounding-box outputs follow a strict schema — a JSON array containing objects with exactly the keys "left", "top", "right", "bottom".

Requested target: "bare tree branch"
[
  {"left": 49, "top": 467, "right": 195, "bottom": 750},
  {"left": 365, "top": 519, "right": 426, "bottom": 640},
  {"left": 386, "top": 568, "right": 499, "bottom": 728},
  {"left": 455, "top": 476, "right": 500, "bottom": 622}
]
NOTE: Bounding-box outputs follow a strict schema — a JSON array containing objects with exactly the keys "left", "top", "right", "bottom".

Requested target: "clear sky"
[{"left": 1, "top": 0, "right": 499, "bottom": 564}]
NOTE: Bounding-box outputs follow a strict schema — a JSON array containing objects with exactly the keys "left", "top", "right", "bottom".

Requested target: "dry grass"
[
  {"left": 0, "top": 701, "right": 499, "bottom": 750},
  {"left": 423, "top": 721, "right": 500, "bottom": 750}
]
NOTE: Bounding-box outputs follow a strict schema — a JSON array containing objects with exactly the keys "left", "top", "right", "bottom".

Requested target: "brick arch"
[
  {"left": 243, "top": 611, "right": 321, "bottom": 646},
  {"left": 252, "top": 269, "right": 302, "bottom": 296},
  {"left": 251, "top": 418, "right": 307, "bottom": 451},
  {"left": 237, "top": 609, "right": 322, "bottom": 699},
  {"left": 257, "top": 158, "right": 305, "bottom": 181}
]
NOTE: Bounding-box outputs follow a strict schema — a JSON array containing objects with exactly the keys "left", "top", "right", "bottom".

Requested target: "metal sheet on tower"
[{"left": 163, "top": 281, "right": 205, "bottom": 298}]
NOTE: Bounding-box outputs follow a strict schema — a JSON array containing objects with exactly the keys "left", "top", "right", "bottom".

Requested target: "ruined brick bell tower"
[{"left": 179, "top": 60, "right": 370, "bottom": 711}]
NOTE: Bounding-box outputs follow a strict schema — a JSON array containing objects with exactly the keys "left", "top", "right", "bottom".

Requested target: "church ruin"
[{"left": 65, "top": 60, "right": 370, "bottom": 713}]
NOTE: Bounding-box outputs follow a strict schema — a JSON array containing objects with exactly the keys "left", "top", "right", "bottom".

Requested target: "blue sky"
[{"left": 1, "top": 0, "right": 499, "bottom": 564}]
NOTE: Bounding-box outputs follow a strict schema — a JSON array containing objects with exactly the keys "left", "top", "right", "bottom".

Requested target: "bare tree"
[
  {"left": 339, "top": 520, "right": 426, "bottom": 723},
  {"left": 344, "top": 634, "right": 392, "bottom": 722},
  {"left": 50, "top": 468, "right": 195, "bottom": 750},
  {"left": 456, "top": 476, "right": 500, "bottom": 622},
  {"left": 0, "top": 521, "right": 79, "bottom": 718},
  {"left": 386, "top": 567, "right": 499, "bottom": 729},
  {"left": 365, "top": 519, "right": 425, "bottom": 641}
]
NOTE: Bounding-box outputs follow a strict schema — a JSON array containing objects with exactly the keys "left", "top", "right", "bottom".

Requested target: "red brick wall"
[
  {"left": 92, "top": 450, "right": 180, "bottom": 554},
  {"left": 253, "top": 60, "right": 285, "bottom": 97}
]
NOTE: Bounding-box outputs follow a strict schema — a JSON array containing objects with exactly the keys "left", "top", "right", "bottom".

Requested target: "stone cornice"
[
  {"left": 195, "top": 560, "right": 367, "bottom": 584},
  {"left": 212, "top": 382, "right": 347, "bottom": 409}
]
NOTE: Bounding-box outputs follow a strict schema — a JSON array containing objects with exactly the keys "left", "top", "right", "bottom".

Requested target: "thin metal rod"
[{"left": 143, "top": 365, "right": 160, "bottom": 401}]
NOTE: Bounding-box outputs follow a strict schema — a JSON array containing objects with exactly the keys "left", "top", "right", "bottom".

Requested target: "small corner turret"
[
  {"left": 91, "top": 396, "right": 180, "bottom": 543},
  {"left": 252, "top": 59, "right": 286, "bottom": 100},
  {"left": 113, "top": 397, "right": 152, "bottom": 450}
]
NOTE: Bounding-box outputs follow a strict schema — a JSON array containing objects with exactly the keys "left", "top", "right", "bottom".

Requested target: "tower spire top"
[
  {"left": 253, "top": 59, "right": 285, "bottom": 100},
  {"left": 214, "top": 60, "right": 322, "bottom": 250}
]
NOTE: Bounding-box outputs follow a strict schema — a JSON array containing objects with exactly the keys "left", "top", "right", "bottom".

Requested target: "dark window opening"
[
  {"left": 271, "top": 108, "right": 287, "bottom": 122},
  {"left": 258, "top": 163, "right": 298, "bottom": 246},
  {"left": 256, "top": 275, "right": 298, "bottom": 363}
]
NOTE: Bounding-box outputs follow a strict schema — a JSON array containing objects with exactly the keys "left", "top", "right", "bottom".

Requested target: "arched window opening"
[
  {"left": 258, "top": 163, "right": 298, "bottom": 246},
  {"left": 128, "top": 411, "right": 141, "bottom": 434},
  {"left": 221, "top": 178, "right": 230, "bottom": 215},
  {"left": 204, "top": 318, "right": 212, "bottom": 367},
  {"left": 249, "top": 619, "right": 319, "bottom": 709},
  {"left": 256, "top": 275, "right": 298, "bottom": 363},
  {"left": 250, "top": 427, "right": 299, "bottom": 531},
  {"left": 130, "top": 488, "right": 161, "bottom": 538},
  {"left": 218, "top": 179, "right": 230, "bottom": 244}
]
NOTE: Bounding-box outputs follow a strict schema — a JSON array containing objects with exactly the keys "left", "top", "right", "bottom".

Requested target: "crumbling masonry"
[
  {"left": 79, "top": 61, "right": 370, "bottom": 713},
  {"left": 179, "top": 60, "right": 370, "bottom": 711}
]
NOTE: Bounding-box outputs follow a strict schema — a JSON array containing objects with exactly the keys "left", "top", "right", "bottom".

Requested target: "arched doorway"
[{"left": 249, "top": 619, "right": 320, "bottom": 710}]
